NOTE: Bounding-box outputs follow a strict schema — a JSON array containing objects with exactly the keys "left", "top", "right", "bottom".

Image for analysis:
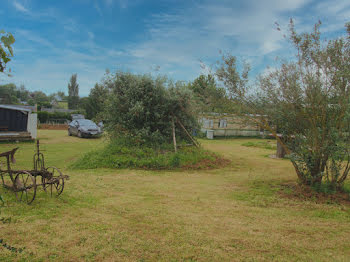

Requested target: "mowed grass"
[{"left": 1, "top": 130, "right": 350, "bottom": 261}]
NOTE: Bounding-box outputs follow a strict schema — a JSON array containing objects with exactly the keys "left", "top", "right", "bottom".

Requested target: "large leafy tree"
[
  {"left": 216, "top": 20, "right": 350, "bottom": 188},
  {"left": 83, "top": 83, "right": 108, "bottom": 120},
  {"left": 68, "top": 73, "right": 79, "bottom": 109},
  {"left": 0, "top": 30, "right": 15, "bottom": 74},
  {"left": 103, "top": 72, "right": 198, "bottom": 145},
  {"left": 188, "top": 74, "right": 229, "bottom": 113},
  {"left": 27, "top": 90, "right": 50, "bottom": 108},
  {"left": 0, "top": 83, "right": 18, "bottom": 104}
]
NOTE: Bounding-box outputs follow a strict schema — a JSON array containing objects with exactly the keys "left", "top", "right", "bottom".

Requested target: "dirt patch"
[
  {"left": 182, "top": 154, "right": 231, "bottom": 170},
  {"left": 279, "top": 182, "right": 350, "bottom": 206},
  {"left": 39, "top": 124, "right": 68, "bottom": 130}
]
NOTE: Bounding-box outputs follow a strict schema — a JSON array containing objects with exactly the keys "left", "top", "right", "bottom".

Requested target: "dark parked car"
[{"left": 68, "top": 119, "right": 102, "bottom": 138}]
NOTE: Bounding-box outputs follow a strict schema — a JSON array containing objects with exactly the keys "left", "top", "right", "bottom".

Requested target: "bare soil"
[
  {"left": 182, "top": 153, "right": 231, "bottom": 170},
  {"left": 279, "top": 182, "right": 350, "bottom": 206},
  {"left": 39, "top": 124, "right": 68, "bottom": 130}
]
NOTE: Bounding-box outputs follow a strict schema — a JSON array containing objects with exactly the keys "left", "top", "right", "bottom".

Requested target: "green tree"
[
  {"left": 216, "top": 20, "right": 350, "bottom": 188},
  {"left": 83, "top": 83, "right": 108, "bottom": 120},
  {"left": 68, "top": 73, "right": 79, "bottom": 109},
  {"left": 188, "top": 74, "right": 229, "bottom": 113},
  {"left": 26, "top": 90, "right": 49, "bottom": 106},
  {"left": 103, "top": 72, "right": 198, "bottom": 145},
  {"left": 0, "top": 30, "right": 15, "bottom": 74},
  {"left": 16, "top": 84, "right": 30, "bottom": 102},
  {"left": 0, "top": 83, "right": 18, "bottom": 104},
  {"left": 49, "top": 91, "right": 66, "bottom": 102}
]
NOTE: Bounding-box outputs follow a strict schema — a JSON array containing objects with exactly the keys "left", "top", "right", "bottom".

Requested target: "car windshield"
[{"left": 77, "top": 119, "right": 96, "bottom": 126}]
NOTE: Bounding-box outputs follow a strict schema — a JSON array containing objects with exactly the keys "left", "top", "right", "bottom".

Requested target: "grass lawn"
[{"left": 1, "top": 130, "right": 350, "bottom": 261}]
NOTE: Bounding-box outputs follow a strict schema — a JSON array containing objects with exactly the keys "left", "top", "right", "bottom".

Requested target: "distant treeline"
[{"left": 37, "top": 111, "right": 83, "bottom": 124}]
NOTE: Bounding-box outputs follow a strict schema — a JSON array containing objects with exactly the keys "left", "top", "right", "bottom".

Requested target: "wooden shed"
[{"left": 0, "top": 104, "right": 37, "bottom": 141}]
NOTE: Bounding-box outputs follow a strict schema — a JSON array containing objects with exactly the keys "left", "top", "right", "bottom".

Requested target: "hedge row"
[{"left": 37, "top": 111, "right": 83, "bottom": 123}]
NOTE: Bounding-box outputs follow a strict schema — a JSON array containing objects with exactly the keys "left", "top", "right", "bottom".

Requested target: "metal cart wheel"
[
  {"left": 14, "top": 171, "right": 37, "bottom": 204},
  {"left": 42, "top": 167, "right": 65, "bottom": 196}
]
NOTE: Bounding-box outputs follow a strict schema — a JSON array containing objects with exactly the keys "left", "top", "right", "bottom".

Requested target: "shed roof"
[{"left": 0, "top": 104, "right": 32, "bottom": 112}]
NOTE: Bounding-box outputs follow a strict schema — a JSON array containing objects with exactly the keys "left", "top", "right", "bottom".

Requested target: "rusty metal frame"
[{"left": 0, "top": 140, "right": 68, "bottom": 204}]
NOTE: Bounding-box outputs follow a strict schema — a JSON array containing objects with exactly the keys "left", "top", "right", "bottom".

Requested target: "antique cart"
[{"left": 0, "top": 140, "right": 68, "bottom": 204}]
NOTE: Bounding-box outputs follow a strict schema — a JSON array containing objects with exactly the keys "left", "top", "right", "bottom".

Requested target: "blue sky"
[{"left": 0, "top": 0, "right": 349, "bottom": 96}]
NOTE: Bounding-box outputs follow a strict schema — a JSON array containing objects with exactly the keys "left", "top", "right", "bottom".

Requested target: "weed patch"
[
  {"left": 70, "top": 139, "right": 228, "bottom": 170},
  {"left": 241, "top": 140, "right": 276, "bottom": 150}
]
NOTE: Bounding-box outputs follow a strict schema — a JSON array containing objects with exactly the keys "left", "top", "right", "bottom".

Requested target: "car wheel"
[{"left": 78, "top": 131, "right": 82, "bottom": 138}]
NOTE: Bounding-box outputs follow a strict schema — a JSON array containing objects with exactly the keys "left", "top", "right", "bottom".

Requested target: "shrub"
[
  {"left": 37, "top": 110, "right": 84, "bottom": 123},
  {"left": 103, "top": 72, "right": 199, "bottom": 145},
  {"left": 70, "top": 138, "right": 224, "bottom": 170}
]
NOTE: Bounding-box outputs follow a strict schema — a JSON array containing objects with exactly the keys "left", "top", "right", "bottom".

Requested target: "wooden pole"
[
  {"left": 176, "top": 118, "right": 200, "bottom": 148},
  {"left": 172, "top": 118, "right": 177, "bottom": 152}
]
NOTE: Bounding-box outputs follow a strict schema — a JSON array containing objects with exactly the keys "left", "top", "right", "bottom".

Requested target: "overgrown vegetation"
[
  {"left": 75, "top": 72, "right": 223, "bottom": 169},
  {"left": 71, "top": 137, "right": 225, "bottom": 170},
  {"left": 37, "top": 110, "right": 84, "bottom": 123},
  {"left": 216, "top": 20, "right": 350, "bottom": 189},
  {"left": 187, "top": 74, "right": 230, "bottom": 113},
  {"left": 103, "top": 72, "right": 199, "bottom": 145},
  {"left": 241, "top": 140, "right": 276, "bottom": 150}
]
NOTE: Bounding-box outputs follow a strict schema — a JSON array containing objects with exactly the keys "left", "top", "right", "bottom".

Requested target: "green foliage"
[
  {"left": 103, "top": 72, "right": 199, "bottom": 145},
  {"left": 68, "top": 74, "right": 79, "bottom": 110},
  {"left": 37, "top": 111, "right": 82, "bottom": 123},
  {"left": 216, "top": 20, "right": 350, "bottom": 189},
  {"left": 16, "top": 84, "right": 30, "bottom": 102},
  {"left": 81, "top": 83, "right": 108, "bottom": 120},
  {"left": 0, "top": 30, "right": 15, "bottom": 74},
  {"left": 188, "top": 74, "right": 229, "bottom": 113},
  {"left": 71, "top": 138, "right": 218, "bottom": 170},
  {"left": 0, "top": 83, "right": 19, "bottom": 104},
  {"left": 37, "top": 111, "right": 49, "bottom": 123},
  {"left": 311, "top": 182, "right": 337, "bottom": 195}
]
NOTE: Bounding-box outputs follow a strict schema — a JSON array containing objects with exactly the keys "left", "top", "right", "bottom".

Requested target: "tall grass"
[{"left": 71, "top": 138, "right": 224, "bottom": 170}]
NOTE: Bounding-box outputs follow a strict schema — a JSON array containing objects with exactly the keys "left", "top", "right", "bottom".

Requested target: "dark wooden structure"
[{"left": 0, "top": 105, "right": 29, "bottom": 132}]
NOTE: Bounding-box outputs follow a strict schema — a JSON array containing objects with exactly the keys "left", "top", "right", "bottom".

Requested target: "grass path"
[{"left": 1, "top": 131, "right": 350, "bottom": 261}]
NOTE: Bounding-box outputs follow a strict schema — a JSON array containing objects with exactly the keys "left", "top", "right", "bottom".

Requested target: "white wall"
[{"left": 27, "top": 113, "right": 37, "bottom": 139}]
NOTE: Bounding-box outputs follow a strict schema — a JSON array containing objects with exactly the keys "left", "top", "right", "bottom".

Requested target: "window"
[{"left": 219, "top": 119, "right": 227, "bottom": 128}]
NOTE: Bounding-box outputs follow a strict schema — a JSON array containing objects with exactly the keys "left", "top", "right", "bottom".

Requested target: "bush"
[
  {"left": 70, "top": 138, "right": 225, "bottom": 170},
  {"left": 103, "top": 72, "right": 199, "bottom": 145},
  {"left": 37, "top": 111, "right": 49, "bottom": 123},
  {"left": 37, "top": 110, "right": 84, "bottom": 123}
]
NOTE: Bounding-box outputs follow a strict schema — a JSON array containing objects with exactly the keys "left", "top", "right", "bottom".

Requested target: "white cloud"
[
  {"left": 104, "top": 0, "right": 129, "bottom": 8},
  {"left": 4, "top": 0, "right": 350, "bottom": 95},
  {"left": 94, "top": 2, "right": 103, "bottom": 16},
  {"left": 122, "top": 0, "right": 349, "bottom": 82},
  {"left": 87, "top": 31, "right": 95, "bottom": 40},
  {"left": 15, "top": 29, "right": 55, "bottom": 48},
  {"left": 13, "top": 1, "right": 29, "bottom": 13},
  {"left": 105, "top": 0, "right": 113, "bottom": 6}
]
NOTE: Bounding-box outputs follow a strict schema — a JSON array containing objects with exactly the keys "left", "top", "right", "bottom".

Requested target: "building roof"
[{"left": 0, "top": 104, "right": 33, "bottom": 112}]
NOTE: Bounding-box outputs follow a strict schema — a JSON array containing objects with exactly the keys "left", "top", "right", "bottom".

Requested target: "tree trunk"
[
  {"left": 276, "top": 140, "right": 286, "bottom": 158},
  {"left": 172, "top": 119, "right": 177, "bottom": 153}
]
